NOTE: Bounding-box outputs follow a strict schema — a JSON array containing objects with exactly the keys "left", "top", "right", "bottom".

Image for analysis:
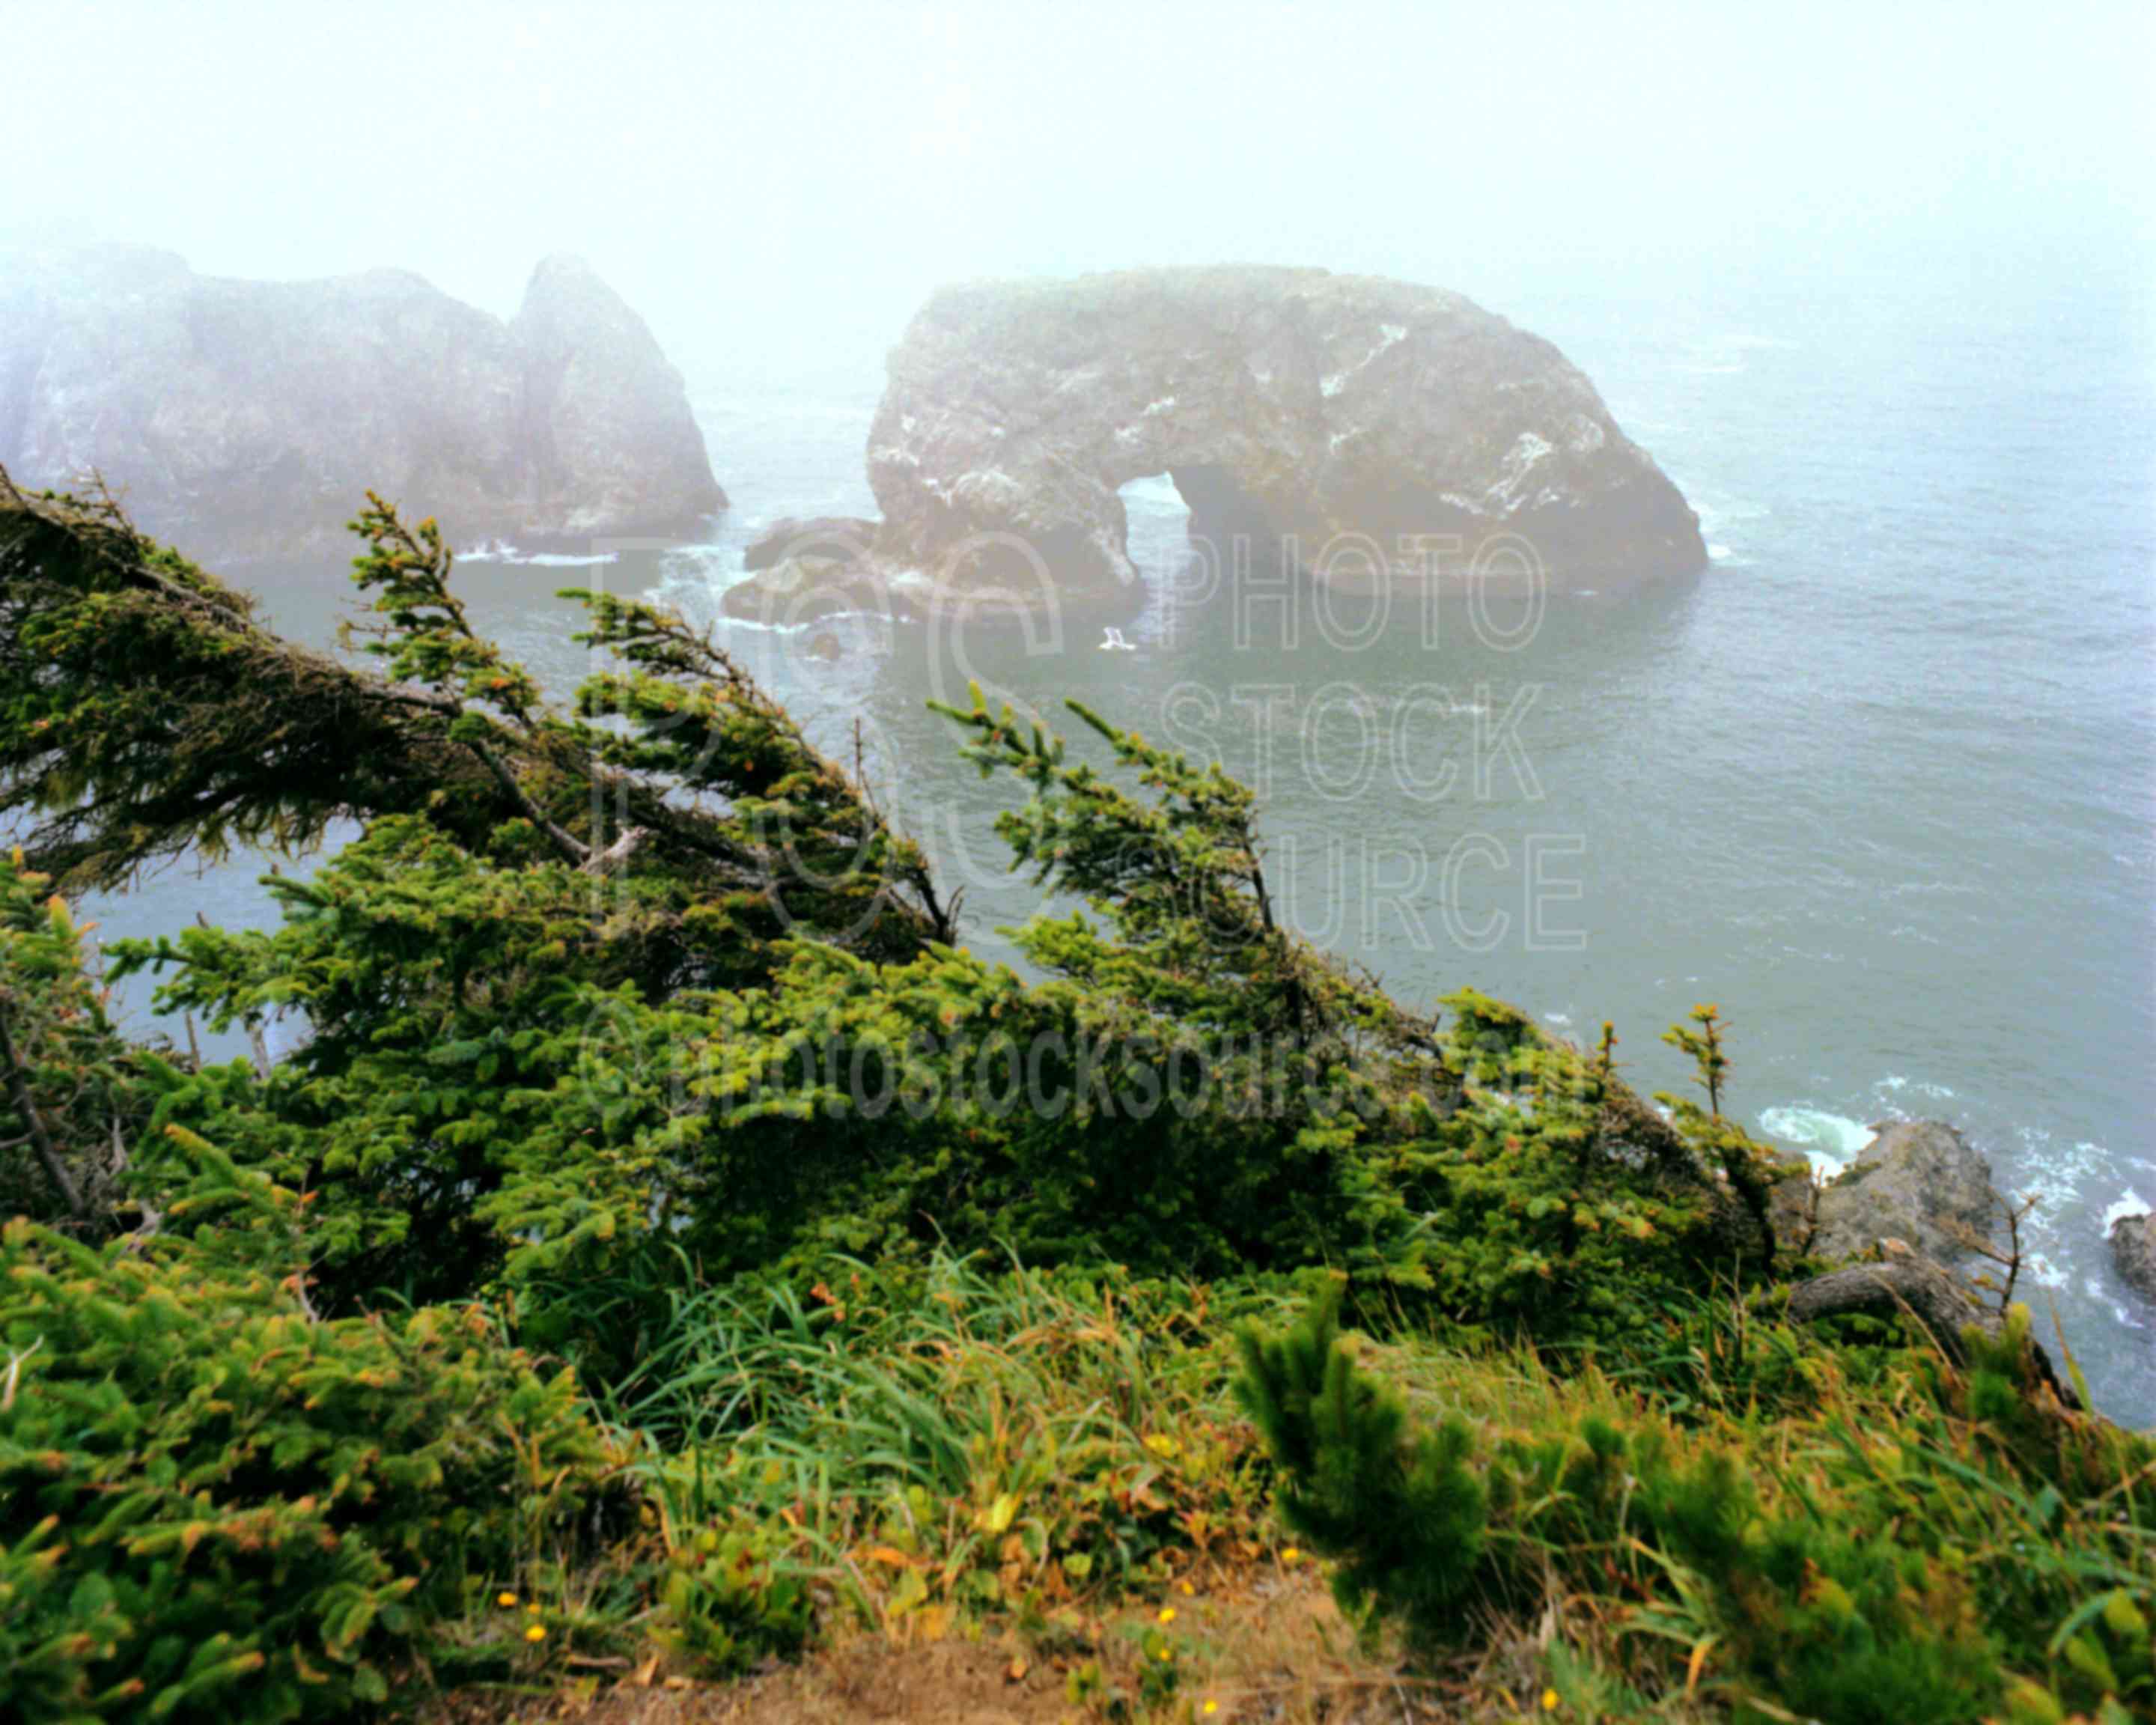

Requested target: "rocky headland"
[
  {"left": 0, "top": 246, "right": 724, "bottom": 562},
  {"left": 1796, "top": 1119, "right": 1999, "bottom": 1267}
]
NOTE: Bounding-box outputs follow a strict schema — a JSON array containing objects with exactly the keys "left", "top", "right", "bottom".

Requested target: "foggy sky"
[{"left": 4, "top": 0, "right": 2150, "bottom": 383}]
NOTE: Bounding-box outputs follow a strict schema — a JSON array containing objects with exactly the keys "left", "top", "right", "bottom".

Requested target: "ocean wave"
[{"left": 1756, "top": 1104, "right": 1873, "bottom": 1172}]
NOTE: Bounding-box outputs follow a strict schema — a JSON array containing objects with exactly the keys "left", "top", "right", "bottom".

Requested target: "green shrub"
[
  {"left": 0, "top": 1151, "right": 620, "bottom": 1724},
  {"left": 1238, "top": 1293, "right": 2155, "bottom": 1724}
]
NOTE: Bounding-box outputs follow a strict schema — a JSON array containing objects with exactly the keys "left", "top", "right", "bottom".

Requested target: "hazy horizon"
[{"left": 5, "top": 0, "right": 2152, "bottom": 383}]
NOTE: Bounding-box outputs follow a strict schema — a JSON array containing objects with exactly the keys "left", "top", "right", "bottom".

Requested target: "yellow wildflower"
[
  {"left": 1157, "top": 1606, "right": 1178, "bottom": 1624},
  {"left": 496, "top": 1591, "right": 518, "bottom": 1608},
  {"left": 1180, "top": 1581, "right": 1195, "bottom": 1595},
  {"left": 525, "top": 1622, "right": 547, "bottom": 1643},
  {"left": 1204, "top": 1703, "right": 1219, "bottom": 1717},
  {"left": 1279, "top": 1546, "right": 1301, "bottom": 1565},
  {"left": 1541, "top": 1688, "right": 1560, "bottom": 1712}
]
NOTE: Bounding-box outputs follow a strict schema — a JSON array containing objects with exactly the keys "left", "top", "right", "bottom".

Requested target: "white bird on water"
[{"left": 1098, "top": 626, "right": 1136, "bottom": 651}]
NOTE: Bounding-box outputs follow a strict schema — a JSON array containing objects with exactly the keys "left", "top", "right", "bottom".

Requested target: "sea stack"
[
  {"left": 0, "top": 246, "right": 724, "bottom": 561},
  {"left": 865, "top": 265, "right": 1705, "bottom": 600}
]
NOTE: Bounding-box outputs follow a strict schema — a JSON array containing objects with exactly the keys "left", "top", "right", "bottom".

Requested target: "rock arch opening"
[{"left": 1115, "top": 472, "right": 1192, "bottom": 585}]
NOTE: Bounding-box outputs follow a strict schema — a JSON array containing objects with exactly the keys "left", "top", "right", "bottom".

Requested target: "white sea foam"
[
  {"left": 1678, "top": 488, "right": 1772, "bottom": 532},
  {"left": 1757, "top": 1104, "right": 1873, "bottom": 1173},
  {"left": 2012, "top": 1128, "right": 2110, "bottom": 1208},
  {"left": 1707, "top": 542, "right": 1733, "bottom": 562},
  {"left": 2102, "top": 1189, "right": 2151, "bottom": 1234},
  {"left": 2086, "top": 1276, "right": 2144, "bottom": 1328},
  {"left": 717, "top": 609, "right": 900, "bottom": 636},
  {"left": 453, "top": 543, "right": 618, "bottom": 568},
  {"left": 1874, "top": 1074, "right": 1955, "bottom": 1102}
]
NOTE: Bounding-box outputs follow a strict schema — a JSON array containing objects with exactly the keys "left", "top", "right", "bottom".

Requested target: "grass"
[
  {"left": 412, "top": 1256, "right": 2153, "bottom": 1723},
  {"left": 606, "top": 1255, "right": 1298, "bottom": 1624}
]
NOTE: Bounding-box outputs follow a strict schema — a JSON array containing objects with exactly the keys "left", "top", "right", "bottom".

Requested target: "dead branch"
[
  {"left": 0, "top": 991, "right": 84, "bottom": 1220},
  {"left": 580, "top": 825, "right": 653, "bottom": 877},
  {"left": 1943, "top": 1185, "right": 2041, "bottom": 1313}
]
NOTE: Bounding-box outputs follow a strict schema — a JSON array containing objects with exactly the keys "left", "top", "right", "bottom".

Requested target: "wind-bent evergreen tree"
[
  {"left": 0, "top": 472, "right": 940, "bottom": 984},
  {"left": 565, "top": 584, "right": 953, "bottom": 955},
  {"left": 931, "top": 688, "right": 1414, "bottom": 1051}
]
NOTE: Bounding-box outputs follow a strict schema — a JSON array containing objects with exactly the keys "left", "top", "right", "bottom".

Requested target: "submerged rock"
[
  {"left": 742, "top": 515, "right": 880, "bottom": 571},
  {"left": 1800, "top": 1120, "right": 1998, "bottom": 1267},
  {"left": 720, "top": 553, "right": 933, "bottom": 627},
  {"left": 2111, "top": 1211, "right": 2156, "bottom": 1302},
  {"left": 0, "top": 246, "right": 723, "bottom": 562},
  {"left": 863, "top": 265, "right": 1705, "bottom": 604}
]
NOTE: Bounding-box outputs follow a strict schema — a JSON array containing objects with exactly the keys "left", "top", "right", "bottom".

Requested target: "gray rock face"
[
  {"left": 864, "top": 266, "right": 1704, "bottom": 600},
  {"left": 2111, "top": 1211, "right": 2156, "bottom": 1302},
  {"left": 0, "top": 246, "right": 723, "bottom": 562},
  {"left": 1801, "top": 1121, "right": 1998, "bottom": 1267}
]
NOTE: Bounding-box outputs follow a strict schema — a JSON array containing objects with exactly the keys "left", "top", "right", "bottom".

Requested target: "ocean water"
[{"left": 83, "top": 274, "right": 2156, "bottom": 1420}]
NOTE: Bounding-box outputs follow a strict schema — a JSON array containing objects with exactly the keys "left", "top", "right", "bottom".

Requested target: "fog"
[{"left": 4, "top": 0, "right": 2150, "bottom": 381}]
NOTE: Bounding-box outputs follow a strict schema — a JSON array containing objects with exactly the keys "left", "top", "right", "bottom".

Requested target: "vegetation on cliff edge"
[{"left": 0, "top": 472, "right": 2143, "bottom": 1724}]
